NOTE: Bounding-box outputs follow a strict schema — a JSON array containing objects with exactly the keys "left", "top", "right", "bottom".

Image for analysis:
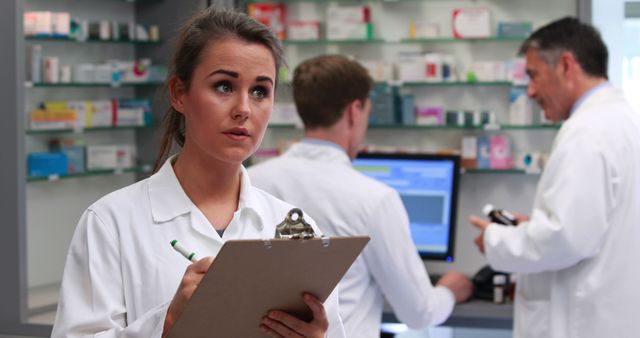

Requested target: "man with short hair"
[
  {"left": 470, "top": 17, "right": 640, "bottom": 338},
  {"left": 250, "top": 55, "right": 472, "bottom": 337}
]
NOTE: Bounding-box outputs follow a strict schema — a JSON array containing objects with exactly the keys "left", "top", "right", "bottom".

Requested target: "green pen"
[{"left": 170, "top": 240, "right": 197, "bottom": 262}]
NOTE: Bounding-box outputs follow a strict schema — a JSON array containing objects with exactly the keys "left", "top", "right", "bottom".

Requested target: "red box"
[{"left": 248, "top": 3, "right": 286, "bottom": 40}]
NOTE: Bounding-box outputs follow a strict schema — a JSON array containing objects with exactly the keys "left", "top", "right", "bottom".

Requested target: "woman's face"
[{"left": 172, "top": 37, "right": 276, "bottom": 165}]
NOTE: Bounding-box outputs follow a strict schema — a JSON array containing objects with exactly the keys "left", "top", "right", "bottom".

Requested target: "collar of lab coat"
[
  {"left": 147, "top": 155, "right": 265, "bottom": 231},
  {"left": 285, "top": 140, "right": 352, "bottom": 166}
]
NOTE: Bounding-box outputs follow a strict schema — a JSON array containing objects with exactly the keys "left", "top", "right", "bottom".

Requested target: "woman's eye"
[
  {"left": 251, "top": 86, "right": 269, "bottom": 99},
  {"left": 214, "top": 81, "right": 232, "bottom": 94}
]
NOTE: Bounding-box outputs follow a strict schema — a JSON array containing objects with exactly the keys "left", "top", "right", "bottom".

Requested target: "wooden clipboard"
[{"left": 167, "top": 236, "right": 369, "bottom": 338}]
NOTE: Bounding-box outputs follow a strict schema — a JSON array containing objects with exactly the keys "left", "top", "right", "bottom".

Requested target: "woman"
[{"left": 51, "top": 7, "right": 344, "bottom": 338}]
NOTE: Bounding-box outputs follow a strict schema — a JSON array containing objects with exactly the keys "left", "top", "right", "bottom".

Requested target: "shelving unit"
[
  {"left": 27, "top": 81, "right": 163, "bottom": 87},
  {"left": 255, "top": 0, "right": 578, "bottom": 281},
  {"left": 26, "top": 124, "right": 153, "bottom": 134},
  {"left": 21, "top": 0, "right": 170, "bottom": 329},
  {"left": 27, "top": 165, "right": 152, "bottom": 182},
  {"left": 25, "top": 36, "right": 162, "bottom": 44},
  {"left": 282, "top": 37, "right": 525, "bottom": 44}
]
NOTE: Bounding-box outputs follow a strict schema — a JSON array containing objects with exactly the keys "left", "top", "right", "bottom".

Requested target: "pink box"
[
  {"left": 415, "top": 106, "right": 443, "bottom": 125},
  {"left": 490, "top": 134, "right": 513, "bottom": 169}
]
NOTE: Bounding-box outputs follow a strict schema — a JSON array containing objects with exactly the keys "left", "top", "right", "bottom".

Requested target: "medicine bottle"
[
  {"left": 493, "top": 274, "right": 507, "bottom": 304},
  {"left": 483, "top": 204, "right": 518, "bottom": 226}
]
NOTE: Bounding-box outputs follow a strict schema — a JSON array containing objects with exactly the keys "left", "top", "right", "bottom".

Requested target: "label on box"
[{"left": 453, "top": 8, "right": 491, "bottom": 39}]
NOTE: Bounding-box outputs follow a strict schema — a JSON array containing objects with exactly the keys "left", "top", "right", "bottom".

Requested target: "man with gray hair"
[{"left": 469, "top": 17, "right": 640, "bottom": 338}]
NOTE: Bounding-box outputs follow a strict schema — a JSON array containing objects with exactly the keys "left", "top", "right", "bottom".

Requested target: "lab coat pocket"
[{"left": 517, "top": 273, "right": 551, "bottom": 301}]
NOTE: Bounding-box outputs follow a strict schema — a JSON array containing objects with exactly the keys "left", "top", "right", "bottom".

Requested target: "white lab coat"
[
  {"left": 51, "top": 157, "right": 346, "bottom": 338},
  {"left": 249, "top": 141, "right": 455, "bottom": 338},
  {"left": 484, "top": 86, "right": 640, "bottom": 338}
]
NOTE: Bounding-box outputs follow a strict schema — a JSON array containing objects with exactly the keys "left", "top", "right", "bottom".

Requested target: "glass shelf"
[
  {"left": 268, "top": 123, "right": 559, "bottom": 130},
  {"left": 283, "top": 39, "right": 386, "bottom": 45},
  {"left": 26, "top": 82, "right": 164, "bottom": 88},
  {"left": 278, "top": 81, "right": 527, "bottom": 88},
  {"left": 398, "top": 81, "right": 516, "bottom": 87},
  {"left": 282, "top": 37, "right": 524, "bottom": 45},
  {"left": 25, "top": 36, "right": 162, "bottom": 45},
  {"left": 463, "top": 168, "right": 541, "bottom": 175},
  {"left": 400, "top": 37, "right": 525, "bottom": 44},
  {"left": 26, "top": 125, "right": 153, "bottom": 135},
  {"left": 268, "top": 123, "right": 301, "bottom": 129},
  {"left": 27, "top": 165, "right": 152, "bottom": 182},
  {"left": 366, "top": 124, "right": 560, "bottom": 130}
]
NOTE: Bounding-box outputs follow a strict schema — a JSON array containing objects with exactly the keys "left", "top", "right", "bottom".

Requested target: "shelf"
[
  {"left": 268, "top": 123, "right": 301, "bottom": 129},
  {"left": 26, "top": 125, "right": 153, "bottom": 135},
  {"left": 282, "top": 37, "right": 524, "bottom": 45},
  {"left": 26, "top": 82, "right": 164, "bottom": 88},
  {"left": 463, "top": 168, "right": 540, "bottom": 175},
  {"left": 277, "top": 81, "right": 527, "bottom": 88},
  {"left": 283, "top": 39, "right": 386, "bottom": 45},
  {"left": 400, "top": 37, "right": 525, "bottom": 44},
  {"left": 268, "top": 124, "right": 559, "bottom": 130},
  {"left": 25, "top": 36, "right": 162, "bottom": 45},
  {"left": 396, "top": 81, "right": 518, "bottom": 87},
  {"left": 27, "top": 165, "right": 152, "bottom": 182},
  {"left": 366, "top": 124, "right": 559, "bottom": 130}
]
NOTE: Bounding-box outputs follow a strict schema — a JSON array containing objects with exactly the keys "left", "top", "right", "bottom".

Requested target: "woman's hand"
[
  {"left": 260, "top": 293, "right": 328, "bottom": 338},
  {"left": 162, "top": 257, "right": 214, "bottom": 337}
]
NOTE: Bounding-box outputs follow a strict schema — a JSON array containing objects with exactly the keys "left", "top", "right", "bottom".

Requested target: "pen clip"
[{"left": 274, "top": 208, "right": 317, "bottom": 240}]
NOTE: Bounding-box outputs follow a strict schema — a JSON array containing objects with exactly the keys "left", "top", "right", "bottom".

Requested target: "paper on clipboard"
[{"left": 167, "top": 235, "right": 369, "bottom": 338}]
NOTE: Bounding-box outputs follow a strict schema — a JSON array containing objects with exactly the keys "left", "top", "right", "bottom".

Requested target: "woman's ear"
[{"left": 169, "top": 77, "right": 186, "bottom": 114}]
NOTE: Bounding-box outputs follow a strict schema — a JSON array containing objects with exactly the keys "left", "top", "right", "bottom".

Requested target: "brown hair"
[
  {"left": 292, "top": 55, "right": 373, "bottom": 129},
  {"left": 154, "top": 6, "right": 284, "bottom": 171}
]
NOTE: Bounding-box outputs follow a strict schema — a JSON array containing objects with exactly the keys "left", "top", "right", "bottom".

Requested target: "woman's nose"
[{"left": 232, "top": 94, "right": 251, "bottom": 121}]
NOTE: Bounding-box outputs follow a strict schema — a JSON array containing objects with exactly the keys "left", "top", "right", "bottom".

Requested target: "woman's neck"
[{"left": 172, "top": 144, "right": 242, "bottom": 228}]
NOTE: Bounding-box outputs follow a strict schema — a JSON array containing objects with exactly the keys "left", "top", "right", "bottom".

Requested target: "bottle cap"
[
  {"left": 493, "top": 274, "right": 507, "bottom": 285},
  {"left": 483, "top": 204, "right": 494, "bottom": 216}
]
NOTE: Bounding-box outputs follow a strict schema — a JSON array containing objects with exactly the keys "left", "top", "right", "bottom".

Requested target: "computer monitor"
[{"left": 352, "top": 153, "right": 460, "bottom": 261}]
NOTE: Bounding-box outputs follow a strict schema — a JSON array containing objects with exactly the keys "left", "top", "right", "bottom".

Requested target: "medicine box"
[
  {"left": 497, "top": 22, "right": 532, "bottom": 38},
  {"left": 461, "top": 136, "right": 478, "bottom": 169},
  {"left": 477, "top": 135, "right": 491, "bottom": 169},
  {"left": 452, "top": 8, "right": 491, "bottom": 39},
  {"left": 489, "top": 135, "right": 513, "bottom": 169},
  {"left": 28, "top": 152, "right": 68, "bottom": 177},
  {"left": 287, "top": 21, "right": 320, "bottom": 41},
  {"left": 248, "top": 3, "right": 286, "bottom": 40}
]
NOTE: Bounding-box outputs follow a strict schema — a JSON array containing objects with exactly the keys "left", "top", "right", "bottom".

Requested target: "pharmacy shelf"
[
  {"left": 27, "top": 165, "right": 152, "bottom": 182},
  {"left": 276, "top": 81, "right": 526, "bottom": 89},
  {"left": 398, "top": 81, "right": 517, "bottom": 87},
  {"left": 399, "top": 37, "right": 525, "bottom": 44},
  {"left": 25, "top": 36, "right": 162, "bottom": 45},
  {"left": 367, "top": 124, "right": 560, "bottom": 130},
  {"left": 26, "top": 124, "right": 153, "bottom": 135},
  {"left": 463, "top": 168, "right": 540, "bottom": 175},
  {"left": 282, "top": 37, "right": 524, "bottom": 45},
  {"left": 26, "top": 82, "right": 163, "bottom": 88},
  {"left": 266, "top": 124, "right": 559, "bottom": 130}
]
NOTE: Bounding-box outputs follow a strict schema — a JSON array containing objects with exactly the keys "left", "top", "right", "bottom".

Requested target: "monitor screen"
[{"left": 352, "top": 153, "right": 460, "bottom": 261}]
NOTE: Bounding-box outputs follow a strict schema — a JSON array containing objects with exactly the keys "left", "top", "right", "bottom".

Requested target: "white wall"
[{"left": 592, "top": 0, "right": 626, "bottom": 86}]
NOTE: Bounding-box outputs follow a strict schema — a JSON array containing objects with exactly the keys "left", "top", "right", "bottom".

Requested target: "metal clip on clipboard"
[{"left": 275, "top": 208, "right": 317, "bottom": 239}]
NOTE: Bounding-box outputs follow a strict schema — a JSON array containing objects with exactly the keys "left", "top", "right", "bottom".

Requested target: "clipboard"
[{"left": 167, "top": 236, "right": 369, "bottom": 338}]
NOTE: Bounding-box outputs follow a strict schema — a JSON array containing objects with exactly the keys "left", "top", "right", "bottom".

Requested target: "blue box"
[
  {"left": 477, "top": 136, "right": 491, "bottom": 169},
  {"left": 498, "top": 22, "right": 533, "bottom": 38},
  {"left": 28, "top": 152, "right": 68, "bottom": 177}
]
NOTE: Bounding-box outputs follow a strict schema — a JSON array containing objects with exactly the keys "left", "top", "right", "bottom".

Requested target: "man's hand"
[
  {"left": 436, "top": 271, "right": 473, "bottom": 303},
  {"left": 260, "top": 293, "right": 328, "bottom": 338},
  {"left": 469, "top": 215, "right": 490, "bottom": 254},
  {"left": 163, "top": 257, "right": 215, "bottom": 337},
  {"left": 513, "top": 212, "right": 530, "bottom": 224}
]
